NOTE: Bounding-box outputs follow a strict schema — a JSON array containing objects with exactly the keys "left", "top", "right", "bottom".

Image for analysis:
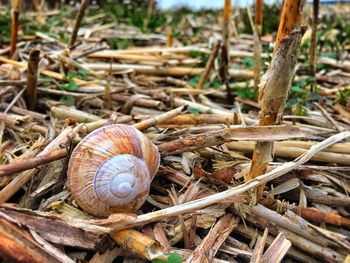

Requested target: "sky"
[
  {"left": 156, "top": 0, "right": 347, "bottom": 10},
  {"left": 156, "top": 0, "right": 281, "bottom": 10}
]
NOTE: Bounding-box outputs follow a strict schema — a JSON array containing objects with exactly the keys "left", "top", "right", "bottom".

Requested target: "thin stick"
[
  {"left": 158, "top": 125, "right": 303, "bottom": 155},
  {"left": 255, "top": 0, "right": 263, "bottom": 39},
  {"left": 313, "top": 102, "right": 343, "bottom": 132},
  {"left": 0, "top": 126, "right": 76, "bottom": 204},
  {"left": 0, "top": 80, "right": 41, "bottom": 86},
  {"left": 227, "top": 141, "right": 350, "bottom": 165},
  {"left": 10, "top": 0, "right": 21, "bottom": 57},
  {"left": 69, "top": 0, "right": 89, "bottom": 47},
  {"left": 25, "top": 48, "right": 40, "bottom": 110},
  {"left": 0, "top": 148, "right": 67, "bottom": 177},
  {"left": 33, "top": 0, "right": 45, "bottom": 25},
  {"left": 246, "top": 7, "right": 256, "bottom": 36},
  {"left": 285, "top": 205, "right": 350, "bottom": 228},
  {"left": 133, "top": 105, "right": 188, "bottom": 131},
  {"left": 195, "top": 42, "right": 221, "bottom": 90},
  {"left": 220, "top": 0, "right": 233, "bottom": 103},
  {"left": 254, "top": 0, "right": 263, "bottom": 88},
  {"left": 309, "top": 0, "right": 319, "bottom": 76},
  {"left": 3, "top": 87, "right": 25, "bottom": 113},
  {"left": 247, "top": 0, "right": 305, "bottom": 197},
  {"left": 166, "top": 27, "right": 173, "bottom": 48}
]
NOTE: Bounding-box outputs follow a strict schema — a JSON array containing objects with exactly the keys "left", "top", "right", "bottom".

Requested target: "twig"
[
  {"left": 3, "top": 87, "right": 26, "bottom": 113},
  {"left": 313, "top": 102, "right": 343, "bottom": 132},
  {"left": 254, "top": 0, "right": 263, "bottom": 88},
  {"left": 133, "top": 105, "right": 188, "bottom": 131},
  {"left": 33, "top": 0, "right": 45, "bottom": 25},
  {"left": 309, "top": 0, "right": 319, "bottom": 76},
  {"left": 0, "top": 80, "right": 30, "bottom": 86},
  {"left": 220, "top": 0, "right": 233, "bottom": 103},
  {"left": 195, "top": 42, "right": 221, "bottom": 90},
  {"left": 10, "top": 0, "right": 21, "bottom": 57},
  {"left": 158, "top": 125, "right": 303, "bottom": 155},
  {"left": 285, "top": 205, "right": 350, "bottom": 228},
  {"left": 0, "top": 126, "right": 76, "bottom": 204},
  {"left": 0, "top": 148, "right": 67, "bottom": 177},
  {"left": 69, "top": 0, "right": 90, "bottom": 47},
  {"left": 227, "top": 141, "right": 350, "bottom": 165},
  {"left": 166, "top": 27, "right": 173, "bottom": 48},
  {"left": 246, "top": 7, "right": 256, "bottom": 36},
  {"left": 255, "top": 0, "right": 263, "bottom": 39}
]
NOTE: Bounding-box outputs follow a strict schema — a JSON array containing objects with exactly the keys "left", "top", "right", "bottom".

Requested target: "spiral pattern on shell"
[{"left": 67, "top": 124, "right": 160, "bottom": 217}]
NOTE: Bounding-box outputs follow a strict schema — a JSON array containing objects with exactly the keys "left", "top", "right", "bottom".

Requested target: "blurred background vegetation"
[{"left": 0, "top": 0, "right": 349, "bottom": 113}]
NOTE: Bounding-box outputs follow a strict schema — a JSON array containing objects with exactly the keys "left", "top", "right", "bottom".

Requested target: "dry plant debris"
[{"left": 0, "top": 1, "right": 349, "bottom": 262}]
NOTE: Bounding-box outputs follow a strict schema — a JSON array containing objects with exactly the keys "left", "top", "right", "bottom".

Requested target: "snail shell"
[{"left": 67, "top": 124, "right": 160, "bottom": 217}]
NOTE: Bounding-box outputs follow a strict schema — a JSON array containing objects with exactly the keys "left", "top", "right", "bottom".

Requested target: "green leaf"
[
  {"left": 59, "top": 95, "right": 75, "bottom": 106},
  {"left": 189, "top": 74, "right": 202, "bottom": 88},
  {"left": 152, "top": 253, "right": 182, "bottom": 263},
  {"left": 189, "top": 50, "right": 201, "bottom": 58},
  {"left": 188, "top": 108, "right": 201, "bottom": 114},
  {"left": 242, "top": 57, "right": 254, "bottom": 69},
  {"left": 66, "top": 81, "right": 78, "bottom": 91},
  {"left": 189, "top": 51, "right": 208, "bottom": 64},
  {"left": 67, "top": 72, "right": 79, "bottom": 79},
  {"left": 285, "top": 100, "right": 296, "bottom": 109},
  {"left": 203, "top": 81, "right": 210, "bottom": 89},
  {"left": 295, "top": 103, "right": 307, "bottom": 116},
  {"left": 338, "top": 88, "right": 350, "bottom": 104},
  {"left": 291, "top": 86, "right": 304, "bottom": 95},
  {"left": 59, "top": 81, "right": 78, "bottom": 91},
  {"left": 212, "top": 79, "right": 222, "bottom": 88},
  {"left": 78, "top": 69, "right": 90, "bottom": 76},
  {"left": 236, "top": 87, "right": 257, "bottom": 100}
]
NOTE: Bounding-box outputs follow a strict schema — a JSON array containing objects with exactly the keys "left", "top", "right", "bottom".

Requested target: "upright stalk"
[
  {"left": 275, "top": 0, "right": 304, "bottom": 49},
  {"left": 69, "top": 0, "right": 89, "bottom": 47},
  {"left": 26, "top": 48, "right": 40, "bottom": 110},
  {"left": 220, "top": 0, "right": 233, "bottom": 104},
  {"left": 195, "top": 42, "right": 221, "bottom": 90},
  {"left": 144, "top": 0, "right": 154, "bottom": 30},
  {"left": 310, "top": 0, "right": 319, "bottom": 77},
  {"left": 10, "top": 0, "right": 21, "bottom": 57},
  {"left": 246, "top": 0, "right": 305, "bottom": 198},
  {"left": 254, "top": 0, "right": 263, "bottom": 88},
  {"left": 33, "top": 0, "right": 45, "bottom": 25}
]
